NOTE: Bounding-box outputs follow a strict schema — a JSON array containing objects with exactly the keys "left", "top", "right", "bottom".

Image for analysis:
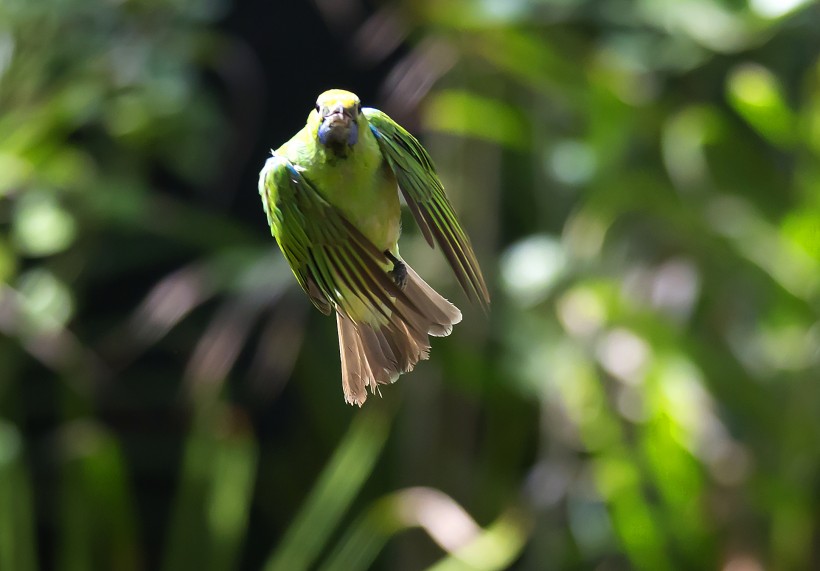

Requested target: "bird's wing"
[
  {"left": 258, "top": 154, "right": 423, "bottom": 327},
  {"left": 364, "top": 108, "right": 490, "bottom": 308}
]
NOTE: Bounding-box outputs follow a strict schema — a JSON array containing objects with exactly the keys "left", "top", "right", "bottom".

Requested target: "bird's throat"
[{"left": 326, "top": 140, "right": 350, "bottom": 158}]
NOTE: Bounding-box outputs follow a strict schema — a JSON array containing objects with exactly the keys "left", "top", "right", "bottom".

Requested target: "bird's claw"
[{"left": 385, "top": 251, "right": 407, "bottom": 290}]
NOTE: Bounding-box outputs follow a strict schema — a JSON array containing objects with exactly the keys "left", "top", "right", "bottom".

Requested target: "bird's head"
[{"left": 312, "top": 89, "right": 362, "bottom": 152}]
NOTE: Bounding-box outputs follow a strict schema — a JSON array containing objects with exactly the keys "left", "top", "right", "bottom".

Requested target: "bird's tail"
[{"left": 336, "top": 264, "right": 462, "bottom": 406}]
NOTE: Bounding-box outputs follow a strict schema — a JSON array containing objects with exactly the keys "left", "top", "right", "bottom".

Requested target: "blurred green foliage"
[{"left": 1, "top": 0, "right": 820, "bottom": 569}]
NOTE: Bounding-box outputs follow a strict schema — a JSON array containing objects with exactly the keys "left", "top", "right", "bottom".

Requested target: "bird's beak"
[
  {"left": 323, "top": 104, "right": 354, "bottom": 128},
  {"left": 317, "top": 103, "right": 359, "bottom": 148}
]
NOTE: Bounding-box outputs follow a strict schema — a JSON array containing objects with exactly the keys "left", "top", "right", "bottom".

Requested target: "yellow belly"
[
  {"left": 347, "top": 180, "right": 400, "bottom": 253},
  {"left": 325, "top": 159, "right": 401, "bottom": 255},
  {"left": 328, "top": 165, "right": 403, "bottom": 325}
]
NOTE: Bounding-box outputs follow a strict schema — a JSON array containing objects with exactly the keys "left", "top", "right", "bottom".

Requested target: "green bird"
[{"left": 258, "top": 89, "right": 489, "bottom": 406}]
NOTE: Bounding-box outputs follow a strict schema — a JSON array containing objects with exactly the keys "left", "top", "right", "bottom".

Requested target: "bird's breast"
[{"left": 317, "top": 152, "right": 400, "bottom": 254}]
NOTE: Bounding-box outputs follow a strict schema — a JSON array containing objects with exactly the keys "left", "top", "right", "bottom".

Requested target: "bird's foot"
[{"left": 385, "top": 251, "right": 407, "bottom": 290}]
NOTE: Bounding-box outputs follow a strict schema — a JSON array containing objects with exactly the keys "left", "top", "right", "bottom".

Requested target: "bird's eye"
[
  {"left": 315, "top": 104, "right": 321, "bottom": 113},
  {"left": 356, "top": 103, "right": 362, "bottom": 114}
]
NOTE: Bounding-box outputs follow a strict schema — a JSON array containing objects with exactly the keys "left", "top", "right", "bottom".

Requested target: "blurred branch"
[
  {"left": 102, "top": 263, "right": 214, "bottom": 366},
  {"left": 352, "top": 6, "right": 409, "bottom": 65},
  {"left": 380, "top": 37, "right": 458, "bottom": 124},
  {"left": 183, "top": 294, "right": 267, "bottom": 400},
  {"left": 311, "top": 0, "right": 367, "bottom": 36},
  {"left": 246, "top": 294, "right": 309, "bottom": 404}
]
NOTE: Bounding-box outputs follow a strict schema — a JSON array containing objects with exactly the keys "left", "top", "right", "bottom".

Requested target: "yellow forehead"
[{"left": 316, "top": 89, "right": 360, "bottom": 109}]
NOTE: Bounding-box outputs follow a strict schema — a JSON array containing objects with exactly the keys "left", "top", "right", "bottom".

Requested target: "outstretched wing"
[
  {"left": 364, "top": 108, "right": 490, "bottom": 309},
  {"left": 258, "top": 154, "right": 421, "bottom": 327}
]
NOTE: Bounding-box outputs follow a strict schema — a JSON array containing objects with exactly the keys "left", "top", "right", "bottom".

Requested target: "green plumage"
[{"left": 258, "top": 89, "right": 488, "bottom": 405}]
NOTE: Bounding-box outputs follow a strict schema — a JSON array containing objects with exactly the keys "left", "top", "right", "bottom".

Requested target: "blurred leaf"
[
  {"left": 0, "top": 152, "right": 31, "bottom": 195},
  {"left": 2, "top": 1, "right": 820, "bottom": 570},
  {"left": 15, "top": 268, "right": 74, "bottom": 335},
  {"left": 264, "top": 406, "right": 393, "bottom": 571},
  {"left": 748, "top": 0, "right": 814, "bottom": 19},
  {"left": 636, "top": 0, "right": 763, "bottom": 53},
  {"left": 57, "top": 421, "right": 141, "bottom": 571},
  {"left": 706, "top": 196, "right": 820, "bottom": 299},
  {"left": 0, "top": 238, "right": 17, "bottom": 284},
  {"left": 321, "top": 489, "right": 530, "bottom": 571},
  {"left": 727, "top": 63, "right": 797, "bottom": 148},
  {"left": 0, "top": 420, "right": 37, "bottom": 571},
  {"left": 162, "top": 405, "right": 257, "bottom": 571},
  {"left": 423, "top": 90, "right": 529, "bottom": 149},
  {"left": 425, "top": 507, "right": 530, "bottom": 571},
  {"left": 781, "top": 210, "right": 820, "bottom": 261},
  {"left": 467, "top": 29, "right": 578, "bottom": 95},
  {"left": 12, "top": 190, "right": 77, "bottom": 257},
  {"left": 500, "top": 234, "right": 567, "bottom": 306}
]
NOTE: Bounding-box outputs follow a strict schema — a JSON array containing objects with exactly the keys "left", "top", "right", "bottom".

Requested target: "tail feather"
[
  {"left": 403, "top": 265, "right": 462, "bottom": 336},
  {"left": 337, "top": 263, "right": 462, "bottom": 406}
]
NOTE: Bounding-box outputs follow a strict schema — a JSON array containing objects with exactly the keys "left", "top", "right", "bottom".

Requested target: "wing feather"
[
  {"left": 363, "top": 108, "right": 490, "bottom": 308},
  {"left": 258, "top": 154, "right": 425, "bottom": 328}
]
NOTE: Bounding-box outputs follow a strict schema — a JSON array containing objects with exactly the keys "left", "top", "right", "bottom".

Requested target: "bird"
[{"left": 258, "top": 89, "right": 489, "bottom": 406}]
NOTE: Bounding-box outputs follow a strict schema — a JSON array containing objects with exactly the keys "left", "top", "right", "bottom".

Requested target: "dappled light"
[{"left": 1, "top": 0, "right": 820, "bottom": 569}]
